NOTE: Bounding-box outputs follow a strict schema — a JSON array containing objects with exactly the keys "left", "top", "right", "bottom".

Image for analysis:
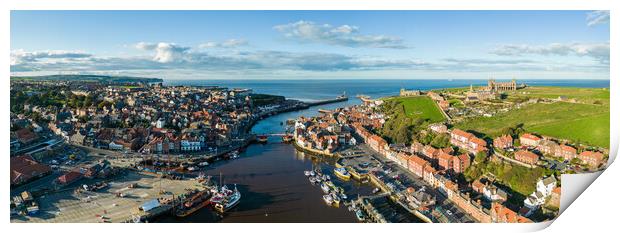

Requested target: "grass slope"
[
  {"left": 456, "top": 101, "right": 609, "bottom": 148},
  {"left": 389, "top": 96, "right": 446, "bottom": 123}
]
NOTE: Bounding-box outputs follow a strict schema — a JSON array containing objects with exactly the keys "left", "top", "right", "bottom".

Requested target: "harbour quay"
[{"left": 10, "top": 171, "right": 204, "bottom": 223}]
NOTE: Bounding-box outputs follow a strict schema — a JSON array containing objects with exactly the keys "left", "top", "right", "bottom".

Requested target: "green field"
[
  {"left": 456, "top": 100, "right": 609, "bottom": 148},
  {"left": 510, "top": 86, "right": 610, "bottom": 105},
  {"left": 386, "top": 96, "right": 446, "bottom": 123},
  {"left": 378, "top": 96, "right": 447, "bottom": 144}
]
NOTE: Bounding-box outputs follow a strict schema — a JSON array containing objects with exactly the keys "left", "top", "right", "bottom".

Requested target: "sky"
[{"left": 10, "top": 10, "right": 610, "bottom": 80}]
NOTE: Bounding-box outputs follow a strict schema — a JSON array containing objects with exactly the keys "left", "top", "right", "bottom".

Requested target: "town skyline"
[{"left": 11, "top": 10, "right": 610, "bottom": 80}]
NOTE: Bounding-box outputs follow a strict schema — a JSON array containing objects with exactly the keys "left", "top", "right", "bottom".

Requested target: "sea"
[{"left": 157, "top": 79, "right": 609, "bottom": 223}]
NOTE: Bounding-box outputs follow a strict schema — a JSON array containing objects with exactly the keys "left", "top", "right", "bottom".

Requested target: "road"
[{"left": 354, "top": 143, "right": 475, "bottom": 223}]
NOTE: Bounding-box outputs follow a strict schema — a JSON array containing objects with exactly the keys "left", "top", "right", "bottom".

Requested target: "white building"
[
  {"left": 523, "top": 176, "right": 557, "bottom": 214},
  {"left": 156, "top": 118, "right": 165, "bottom": 129},
  {"left": 180, "top": 140, "right": 201, "bottom": 152}
]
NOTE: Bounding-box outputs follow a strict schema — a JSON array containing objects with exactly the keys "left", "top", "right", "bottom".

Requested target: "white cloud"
[
  {"left": 135, "top": 42, "right": 190, "bottom": 63},
  {"left": 10, "top": 49, "right": 92, "bottom": 66},
  {"left": 11, "top": 42, "right": 609, "bottom": 77},
  {"left": 586, "top": 10, "right": 610, "bottom": 27},
  {"left": 491, "top": 42, "right": 610, "bottom": 64},
  {"left": 199, "top": 39, "right": 248, "bottom": 49},
  {"left": 273, "top": 20, "right": 408, "bottom": 49}
]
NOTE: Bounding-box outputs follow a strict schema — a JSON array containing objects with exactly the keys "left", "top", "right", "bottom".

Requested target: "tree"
[
  {"left": 430, "top": 133, "right": 450, "bottom": 148},
  {"left": 474, "top": 151, "right": 487, "bottom": 164}
]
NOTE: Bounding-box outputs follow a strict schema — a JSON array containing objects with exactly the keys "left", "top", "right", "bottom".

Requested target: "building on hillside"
[
  {"left": 578, "top": 151, "right": 604, "bottom": 168},
  {"left": 514, "top": 150, "right": 539, "bottom": 165},
  {"left": 408, "top": 155, "right": 429, "bottom": 178},
  {"left": 452, "top": 153, "right": 471, "bottom": 174},
  {"left": 450, "top": 129, "right": 487, "bottom": 154},
  {"left": 491, "top": 202, "right": 531, "bottom": 223},
  {"left": 438, "top": 152, "right": 453, "bottom": 171},
  {"left": 537, "top": 139, "right": 559, "bottom": 155},
  {"left": 399, "top": 88, "right": 420, "bottom": 97},
  {"left": 493, "top": 135, "right": 513, "bottom": 150},
  {"left": 519, "top": 133, "right": 541, "bottom": 147},
  {"left": 487, "top": 79, "right": 517, "bottom": 92},
  {"left": 429, "top": 123, "right": 448, "bottom": 134},
  {"left": 523, "top": 176, "right": 557, "bottom": 214},
  {"left": 555, "top": 144, "right": 577, "bottom": 161}
]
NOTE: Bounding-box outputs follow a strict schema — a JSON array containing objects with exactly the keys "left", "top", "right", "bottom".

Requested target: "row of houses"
[{"left": 493, "top": 133, "right": 606, "bottom": 168}]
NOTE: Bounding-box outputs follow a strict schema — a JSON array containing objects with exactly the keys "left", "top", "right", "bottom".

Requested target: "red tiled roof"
[
  {"left": 10, "top": 155, "right": 51, "bottom": 185},
  {"left": 520, "top": 133, "right": 540, "bottom": 141}
]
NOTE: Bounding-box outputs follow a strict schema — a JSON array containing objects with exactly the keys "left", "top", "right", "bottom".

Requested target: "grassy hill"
[
  {"left": 386, "top": 96, "right": 446, "bottom": 123},
  {"left": 455, "top": 87, "right": 610, "bottom": 148},
  {"left": 378, "top": 96, "right": 447, "bottom": 144}
]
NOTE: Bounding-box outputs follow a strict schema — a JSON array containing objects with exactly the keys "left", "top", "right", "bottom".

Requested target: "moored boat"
[
  {"left": 355, "top": 209, "right": 366, "bottom": 221},
  {"left": 323, "top": 194, "right": 333, "bottom": 205},
  {"left": 330, "top": 192, "right": 341, "bottom": 204},
  {"left": 175, "top": 189, "right": 212, "bottom": 217},
  {"left": 282, "top": 134, "right": 294, "bottom": 143},
  {"left": 334, "top": 167, "right": 351, "bottom": 180},
  {"left": 212, "top": 184, "right": 241, "bottom": 213},
  {"left": 257, "top": 135, "right": 268, "bottom": 143},
  {"left": 320, "top": 182, "right": 331, "bottom": 193}
]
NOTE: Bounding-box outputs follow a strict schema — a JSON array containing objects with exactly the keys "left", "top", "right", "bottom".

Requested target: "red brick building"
[
  {"left": 438, "top": 152, "right": 453, "bottom": 171},
  {"left": 493, "top": 135, "right": 513, "bottom": 149},
  {"left": 519, "top": 133, "right": 541, "bottom": 147},
  {"left": 514, "top": 150, "right": 539, "bottom": 165},
  {"left": 578, "top": 151, "right": 604, "bottom": 167},
  {"left": 491, "top": 202, "right": 532, "bottom": 223},
  {"left": 10, "top": 155, "right": 52, "bottom": 186},
  {"left": 408, "top": 155, "right": 429, "bottom": 178},
  {"left": 452, "top": 153, "right": 471, "bottom": 173},
  {"left": 556, "top": 144, "right": 577, "bottom": 161},
  {"left": 450, "top": 129, "right": 487, "bottom": 154}
]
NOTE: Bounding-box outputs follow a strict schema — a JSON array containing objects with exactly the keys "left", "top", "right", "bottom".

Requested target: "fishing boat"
[
  {"left": 212, "top": 185, "right": 241, "bottom": 213},
  {"left": 355, "top": 209, "right": 366, "bottom": 221},
  {"left": 334, "top": 167, "right": 351, "bottom": 180},
  {"left": 320, "top": 182, "right": 331, "bottom": 193},
  {"left": 257, "top": 135, "right": 268, "bottom": 143},
  {"left": 323, "top": 194, "right": 333, "bottom": 205},
  {"left": 175, "top": 189, "right": 212, "bottom": 217}
]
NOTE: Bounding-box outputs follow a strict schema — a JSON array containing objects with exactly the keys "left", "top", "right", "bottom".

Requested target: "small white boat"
[
  {"left": 320, "top": 182, "right": 331, "bottom": 193},
  {"left": 309, "top": 176, "right": 317, "bottom": 183},
  {"left": 340, "top": 192, "right": 348, "bottom": 200},
  {"left": 323, "top": 174, "right": 330, "bottom": 181},
  {"left": 355, "top": 209, "right": 366, "bottom": 221},
  {"left": 330, "top": 192, "right": 341, "bottom": 204},
  {"left": 310, "top": 170, "right": 316, "bottom": 176},
  {"left": 304, "top": 171, "right": 312, "bottom": 176},
  {"left": 323, "top": 195, "right": 333, "bottom": 205}
]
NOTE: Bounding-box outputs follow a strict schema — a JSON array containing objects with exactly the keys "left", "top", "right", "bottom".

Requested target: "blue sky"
[{"left": 10, "top": 11, "right": 610, "bottom": 79}]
